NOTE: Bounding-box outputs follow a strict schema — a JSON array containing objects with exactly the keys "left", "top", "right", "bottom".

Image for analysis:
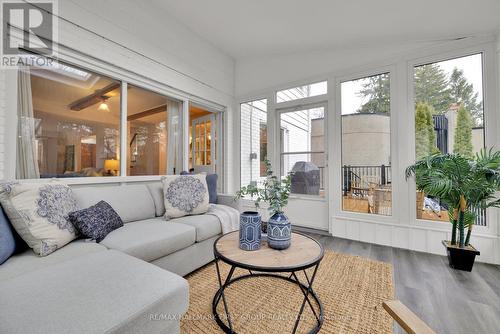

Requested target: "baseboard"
[{"left": 292, "top": 225, "right": 331, "bottom": 236}]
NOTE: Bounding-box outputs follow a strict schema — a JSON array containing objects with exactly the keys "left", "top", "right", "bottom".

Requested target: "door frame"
[
  {"left": 275, "top": 101, "right": 329, "bottom": 230},
  {"left": 191, "top": 113, "right": 216, "bottom": 173}
]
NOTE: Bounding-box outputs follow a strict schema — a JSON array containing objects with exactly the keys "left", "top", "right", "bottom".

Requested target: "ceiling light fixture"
[{"left": 98, "top": 97, "right": 110, "bottom": 112}]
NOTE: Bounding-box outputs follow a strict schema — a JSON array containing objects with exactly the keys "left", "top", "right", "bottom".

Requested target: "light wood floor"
[{"left": 304, "top": 231, "right": 500, "bottom": 334}]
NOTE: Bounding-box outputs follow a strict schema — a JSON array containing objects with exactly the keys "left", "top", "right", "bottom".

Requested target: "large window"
[
  {"left": 280, "top": 107, "right": 326, "bottom": 197},
  {"left": 16, "top": 59, "right": 214, "bottom": 179},
  {"left": 240, "top": 99, "right": 267, "bottom": 187},
  {"left": 341, "top": 73, "right": 392, "bottom": 215},
  {"left": 127, "top": 85, "right": 181, "bottom": 176},
  {"left": 17, "top": 61, "right": 121, "bottom": 178},
  {"left": 413, "top": 54, "right": 485, "bottom": 224}
]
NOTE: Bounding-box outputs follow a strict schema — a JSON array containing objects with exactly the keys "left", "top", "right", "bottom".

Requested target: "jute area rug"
[{"left": 181, "top": 250, "right": 394, "bottom": 333}]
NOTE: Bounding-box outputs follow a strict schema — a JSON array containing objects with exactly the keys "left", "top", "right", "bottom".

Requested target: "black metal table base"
[{"left": 212, "top": 260, "right": 324, "bottom": 334}]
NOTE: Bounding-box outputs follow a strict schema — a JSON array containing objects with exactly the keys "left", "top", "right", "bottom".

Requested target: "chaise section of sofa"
[
  {"left": 0, "top": 239, "right": 106, "bottom": 282},
  {"left": 0, "top": 180, "right": 240, "bottom": 334},
  {"left": 0, "top": 250, "right": 189, "bottom": 334}
]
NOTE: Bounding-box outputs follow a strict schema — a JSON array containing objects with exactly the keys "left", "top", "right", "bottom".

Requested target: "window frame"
[
  {"left": 333, "top": 66, "right": 398, "bottom": 224},
  {"left": 407, "top": 45, "right": 498, "bottom": 234},
  {"left": 235, "top": 37, "right": 498, "bottom": 251},
  {"left": 239, "top": 98, "right": 269, "bottom": 189},
  {"left": 276, "top": 80, "right": 328, "bottom": 104},
  {"left": 8, "top": 49, "right": 228, "bottom": 187},
  {"left": 338, "top": 71, "right": 393, "bottom": 217},
  {"left": 276, "top": 101, "right": 328, "bottom": 200}
]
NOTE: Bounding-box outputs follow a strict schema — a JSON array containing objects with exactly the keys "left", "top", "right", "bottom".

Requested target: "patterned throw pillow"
[
  {"left": 0, "top": 181, "right": 78, "bottom": 256},
  {"left": 162, "top": 174, "right": 209, "bottom": 219},
  {"left": 180, "top": 171, "right": 218, "bottom": 204},
  {"left": 68, "top": 201, "right": 123, "bottom": 243}
]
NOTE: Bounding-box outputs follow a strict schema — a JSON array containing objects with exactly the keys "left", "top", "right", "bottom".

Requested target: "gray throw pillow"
[
  {"left": 68, "top": 201, "right": 123, "bottom": 243},
  {"left": 0, "top": 206, "right": 17, "bottom": 264}
]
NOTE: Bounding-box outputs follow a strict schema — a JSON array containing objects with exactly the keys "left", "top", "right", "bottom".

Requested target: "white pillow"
[
  {"left": 162, "top": 174, "right": 209, "bottom": 219},
  {"left": 0, "top": 181, "right": 78, "bottom": 256}
]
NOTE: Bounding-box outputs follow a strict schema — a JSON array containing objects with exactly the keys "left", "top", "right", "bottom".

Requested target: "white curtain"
[
  {"left": 166, "top": 99, "right": 182, "bottom": 174},
  {"left": 16, "top": 67, "right": 40, "bottom": 179}
]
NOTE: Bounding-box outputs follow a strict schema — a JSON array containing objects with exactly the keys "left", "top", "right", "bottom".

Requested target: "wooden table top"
[{"left": 214, "top": 231, "right": 323, "bottom": 271}]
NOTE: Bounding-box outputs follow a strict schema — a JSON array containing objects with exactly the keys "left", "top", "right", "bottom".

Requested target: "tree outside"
[
  {"left": 414, "top": 63, "right": 452, "bottom": 114},
  {"left": 449, "top": 68, "right": 483, "bottom": 126},
  {"left": 356, "top": 60, "right": 482, "bottom": 159},
  {"left": 357, "top": 73, "right": 390, "bottom": 114},
  {"left": 453, "top": 105, "right": 474, "bottom": 159},
  {"left": 415, "top": 102, "right": 438, "bottom": 160}
]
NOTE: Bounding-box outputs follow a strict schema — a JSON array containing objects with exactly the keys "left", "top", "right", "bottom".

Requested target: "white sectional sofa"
[{"left": 0, "top": 181, "right": 239, "bottom": 334}]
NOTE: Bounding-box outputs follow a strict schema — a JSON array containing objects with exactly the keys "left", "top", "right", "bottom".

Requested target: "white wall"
[
  {"left": 0, "top": 0, "right": 236, "bottom": 189},
  {"left": 56, "top": 1, "right": 234, "bottom": 103}
]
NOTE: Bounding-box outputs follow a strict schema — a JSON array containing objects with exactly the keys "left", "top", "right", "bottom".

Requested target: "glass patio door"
[{"left": 278, "top": 103, "right": 329, "bottom": 230}]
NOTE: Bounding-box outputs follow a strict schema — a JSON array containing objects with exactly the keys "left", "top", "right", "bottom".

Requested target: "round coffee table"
[{"left": 212, "top": 231, "right": 324, "bottom": 334}]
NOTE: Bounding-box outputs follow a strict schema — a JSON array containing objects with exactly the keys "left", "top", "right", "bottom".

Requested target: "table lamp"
[{"left": 104, "top": 159, "right": 120, "bottom": 176}]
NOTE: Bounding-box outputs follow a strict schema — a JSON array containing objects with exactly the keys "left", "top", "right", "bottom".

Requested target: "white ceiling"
[{"left": 152, "top": 0, "right": 500, "bottom": 59}]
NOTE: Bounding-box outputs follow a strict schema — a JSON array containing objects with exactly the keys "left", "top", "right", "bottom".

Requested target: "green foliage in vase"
[
  {"left": 235, "top": 159, "right": 292, "bottom": 216},
  {"left": 406, "top": 149, "right": 500, "bottom": 248}
]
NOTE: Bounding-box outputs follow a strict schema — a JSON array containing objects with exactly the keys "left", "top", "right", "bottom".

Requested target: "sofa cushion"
[
  {"left": 0, "top": 239, "right": 107, "bottom": 282},
  {"left": 146, "top": 182, "right": 166, "bottom": 217},
  {"left": 0, "top": 250, "right": 189, "bottom": 334},
  {"left": 69, "top": 201, "right": 124, "bottom": 242},
  {"left": 72, "top": 184, "right": 156, "bottom": 223},
  {"left": 100, "top": 219, "right": 196, "bottom": 262},
  {"left": 0, "top": 181, "right": 78, "bottom": 256},
  {"left": 173, "top": 214, "right": 222, "bottom": 242}
]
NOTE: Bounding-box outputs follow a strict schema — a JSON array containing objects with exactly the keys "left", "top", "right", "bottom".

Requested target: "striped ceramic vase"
[{"left": 267, "top": 212, "right": 291, "bottom": 250}]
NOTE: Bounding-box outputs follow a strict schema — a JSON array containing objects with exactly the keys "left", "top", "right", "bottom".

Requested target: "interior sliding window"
[
  {"left": 341, "top": 73, "right": 392, "bottom": 215},
  {"left": 240, "top": 99, "right": 267, "bottom": 187},
  {"left": 276, "top": 81, "right": 327, "bottom": 103},
  {"left": 280, "top": 106, "right": 326, "bottom": 197},
  {"left": 17, "top": 58, "right": 121, "bottom": 179},
  {"left": 127, "top": 85, "right": 182, "bottom": 176},
  {"left": 413, "top": 54, "right": 486, "bottom": 225}
]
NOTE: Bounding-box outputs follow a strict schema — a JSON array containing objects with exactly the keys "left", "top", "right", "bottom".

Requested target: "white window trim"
[
  {"left": 406, "top": 45, "right": 498, "bottom": 236},
  {"left": 333, "top": 66, "right": 398, "bottom": 224},
  {"left": 6, "top": 41, "right": 228, "bottom": 190},
  {"left": 276, "top": 100, "right": 328, "bottom": 202},
  {"left": 235, "top": 36, "right": 499, "bottom": 240},
  {"left": 238, "top": 97, "right": 270, "bottom": 189}
]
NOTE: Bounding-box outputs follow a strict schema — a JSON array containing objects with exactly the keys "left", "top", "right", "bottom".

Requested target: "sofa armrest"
[{"left": 217, "top": 194, "right": 241, "bottom": 211}]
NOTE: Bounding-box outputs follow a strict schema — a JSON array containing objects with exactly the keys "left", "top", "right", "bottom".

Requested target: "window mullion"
[{"left": 119, "top": 81, "right": 128, "bottom": 176}]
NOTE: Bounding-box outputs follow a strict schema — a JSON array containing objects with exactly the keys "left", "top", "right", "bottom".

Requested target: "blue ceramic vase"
[
  {"left": 267, "top": 212, "right": 291, "bottom": 250},
  {"left": 239, "top": 211, "right": 262, "bottom": 251}
]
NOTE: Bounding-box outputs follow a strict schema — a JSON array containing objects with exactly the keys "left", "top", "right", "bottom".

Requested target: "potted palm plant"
[
  {"left": 405, "top": 149, "right": 500, "bottom": 271},
  {"left": 236, "top": 160, "right": 293, "bottom": 250}
]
